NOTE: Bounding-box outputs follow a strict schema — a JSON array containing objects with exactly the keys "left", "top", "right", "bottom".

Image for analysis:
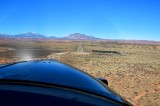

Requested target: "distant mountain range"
[
  {"left": 15, "top": 32, "right": 45, "bottom": 38},
  {"left": 0, "top": 32, "right": 160, "bottom": 44},
  {"left": 0, "top": 33, "right": 13, "bottom": 37},
  {"left": 0, "top": 32, "right": 99, "bottom": 40},
  {"left": 66, "top": 33, "right": 98, "bottom": 40}
]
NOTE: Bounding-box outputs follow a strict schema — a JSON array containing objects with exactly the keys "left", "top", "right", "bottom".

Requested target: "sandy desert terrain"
[{"left": 0, "top": 39, "right": 160, "bottom": 105}]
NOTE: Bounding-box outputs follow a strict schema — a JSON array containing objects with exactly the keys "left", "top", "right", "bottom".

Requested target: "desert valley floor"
[{"left": 0, "top": 39, "right": 160, "bottom": 105}]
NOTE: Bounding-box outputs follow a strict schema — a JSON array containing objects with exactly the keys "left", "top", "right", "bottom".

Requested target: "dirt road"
[{"left": 77, "top": 43, "right": 84, "bottom": 52}]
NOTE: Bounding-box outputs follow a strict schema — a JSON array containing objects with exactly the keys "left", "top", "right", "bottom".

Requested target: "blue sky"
[{"left": 0, "top": 0, "right": 160, "bottom": 40}]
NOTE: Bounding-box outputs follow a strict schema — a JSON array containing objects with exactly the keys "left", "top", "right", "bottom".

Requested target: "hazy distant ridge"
[
  {"left": 0, "top": 32, "right": 99, "bottom": 40},
  {"left": 15, "top": 32, "right": 45, "bottom": 38},
  {"left": 0, "top": 32, "right": 160, "bottom": 44},
  {"left": 66, "top": 33, "right": 98, "bottom": 40}
]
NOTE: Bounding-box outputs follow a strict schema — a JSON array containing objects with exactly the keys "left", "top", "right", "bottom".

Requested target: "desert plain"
[{"left": 0, "top": 39, "right": 160, "bottom": 106}]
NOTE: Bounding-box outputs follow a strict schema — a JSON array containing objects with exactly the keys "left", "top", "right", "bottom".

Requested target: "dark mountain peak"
[
  {"left": 67, "top": 33, "right": 97, "bottom": 40},
  {"left": 15, "top": 32, "right": 45, "bottom": 38}
]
